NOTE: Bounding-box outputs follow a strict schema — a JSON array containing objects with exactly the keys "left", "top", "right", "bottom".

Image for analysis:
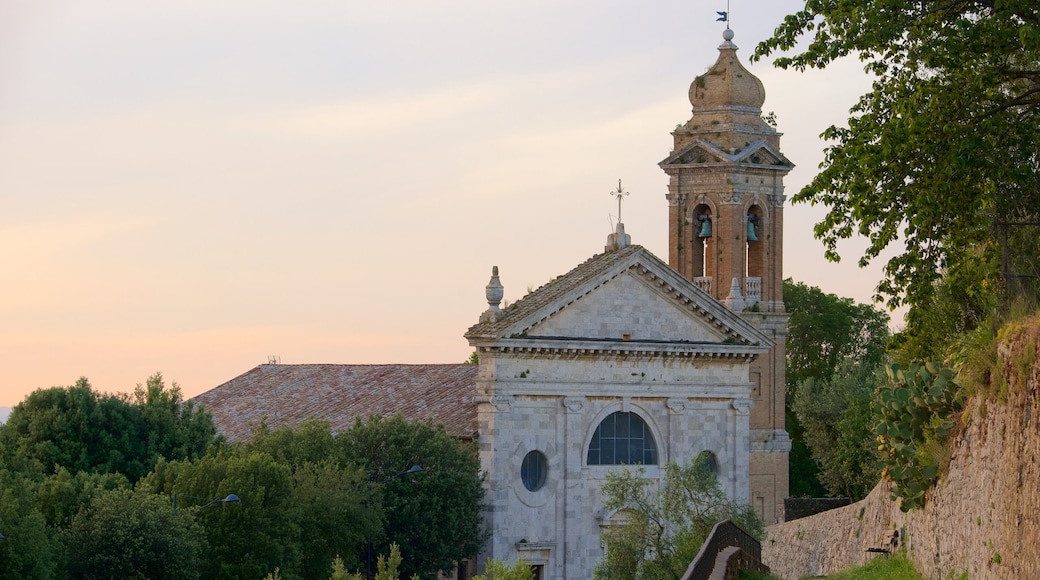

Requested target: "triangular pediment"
[
  {"left": 660, "top": 139, "right": 729, "bottom": 166},
  {"left": 465, "top": 246, "right": 771, "bottom": 356},
  {"left": 736, "top": 141, "right": 792, "bottom": 167},
  {"left": 660, "top": 139, "right": 793, "bottom": 170}
]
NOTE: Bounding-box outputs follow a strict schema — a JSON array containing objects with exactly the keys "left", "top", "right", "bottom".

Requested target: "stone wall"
[
  {"left": 783, "top": 497, "right": 851, "bottom": 522},
  {"left": 762, "top": 320, "right": 1040, "bottom": 579}
]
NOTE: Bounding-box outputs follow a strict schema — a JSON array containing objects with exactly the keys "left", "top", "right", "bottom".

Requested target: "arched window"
[
  {"left": 587, "top": 412, "right": 658, "bottom": 465},
  {"left": 696, "top": 450, "right": 719, "bottom": 478}
]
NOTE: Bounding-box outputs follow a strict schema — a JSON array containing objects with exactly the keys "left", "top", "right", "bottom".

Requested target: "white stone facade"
[{"left": 466, "top": 248, "right": 770, "bottom": 579}]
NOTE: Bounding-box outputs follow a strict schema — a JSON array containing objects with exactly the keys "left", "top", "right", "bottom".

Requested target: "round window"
[{"left": 521, "top": 450, "right": 548, "bottom": 492}]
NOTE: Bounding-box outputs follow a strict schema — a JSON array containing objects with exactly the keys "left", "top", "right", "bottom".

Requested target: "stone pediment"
[
  {"left": 465, "top": 245, "right": 771, "bottom": 359},
  {"left": 660, "top": 139, "right": 730, "bottom": 166},
  {"left": 736, "top": 141, "right": 792, "bottom": 167},
  {"left": 660, "top": 138, "right": 791, "bottom": 169}
]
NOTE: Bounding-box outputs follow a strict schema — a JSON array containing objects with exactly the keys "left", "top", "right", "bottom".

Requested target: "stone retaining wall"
[
  {"left": 763, "top": 321, "right": 1040, "bottom": 579},
  {"left": 783, "top": 497, "right": 851, "bottom": 522}
]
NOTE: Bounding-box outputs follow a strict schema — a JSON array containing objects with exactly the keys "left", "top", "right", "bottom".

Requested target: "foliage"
[
  {"left": 875, "top": 361, "right": 964, "bottom": 511},
  {"left": 784, "top": 279, "right": 890, "bottom": 389},
  {"left": 0, "top": 385, "right": 483, "bottom": 580},
  {"left": 243, "top": 420, "right": 384, "bottom": 578},
  {"left": 338, "top": 415, "right": 488, "bottom": 580},
  {"left": 473, "top": 559, "right": 534, "bottom": 580},
  {"left": 330, "top": 556, "right": 363, "bottom": 580},
  {"left": 290, "top": 459, "right": 381, "bottom": 578},
  {"left": 0, "top": 469, "right": 62, "bottom": 580},
  {"left": 783, "top": 279, "right": 890, "bottom": 497},
  {"left": 792, "top": 362, "right": 885, "bottom": 500},
  {"left": 786, "top": 411, "right": 826, "bottom": 498},
  {"left": 133, "top": 373, "right": 219, "bottom": 466},
  {"left": 826, "top": 552, "right": 924, "bottom": 580},
  {"left": 64, "top": 488, "right": 205, "bottom": 580},
  {"left": 889, "top": 248, "right": 1001, "bottom": 364},
  {"left": 593, "top": 459, "right": 762, "bottom": 580},
  {"left": 754, "top": 1, "right": 1040, "bottom": 325},
  {"left": 140, "top": 450, "right": 300, "bottom": 579},
  {"left": 0, "top": 375, "right": 216, "bottom": 483},
  {"left": 246, "top": 418, "right": 341, "bottom": 467},
  {"left": 373, "top": 543, "right": 420, "bottom": 580}
]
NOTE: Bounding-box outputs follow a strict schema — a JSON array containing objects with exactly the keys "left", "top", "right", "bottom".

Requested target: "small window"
[
  {"left": 696, "top": 451, "right": 719, "bottom": 477},
  {"left": 587, "top": 412, "right": 658, "bottom": 465},
  {"left": 521, "top": 451, "right": 548, "bottom": 492}
]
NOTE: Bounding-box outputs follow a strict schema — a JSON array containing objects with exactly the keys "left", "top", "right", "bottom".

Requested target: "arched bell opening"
[
  {"left": 745, "top": 205, "right": 764, "bottom": 307},
  {"left": 689, "top": 203, "right": 714, "bottom": 295}
]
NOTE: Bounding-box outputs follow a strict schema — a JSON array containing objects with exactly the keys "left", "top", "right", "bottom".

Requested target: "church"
[{"left": 195, "top": 28, "right": 791, "bottom": 579}]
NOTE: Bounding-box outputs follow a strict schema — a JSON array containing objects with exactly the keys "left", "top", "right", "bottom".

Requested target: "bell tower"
[{"left": 659, "top": 28, "right": 792, "bottom": 523}]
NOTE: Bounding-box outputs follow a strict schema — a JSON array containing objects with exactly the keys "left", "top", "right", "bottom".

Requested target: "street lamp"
[
  {"left": 173, "top": 493, "right": 241, "bottom": 511},
  {"left": 386, "top": 464, "right": 423, "bottom": 482},
  {"left": 366, "top": 465, "right": 423, "bottom": 580}
]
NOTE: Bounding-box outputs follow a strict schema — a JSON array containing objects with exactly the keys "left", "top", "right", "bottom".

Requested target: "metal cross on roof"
[{"left": 609, "top": 179, "right": 630, "bottom": 222}]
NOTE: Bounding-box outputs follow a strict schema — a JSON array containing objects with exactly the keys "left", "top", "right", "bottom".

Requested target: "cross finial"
[{"left": 609, "top": 179, "right": 630, "bottom": 222}]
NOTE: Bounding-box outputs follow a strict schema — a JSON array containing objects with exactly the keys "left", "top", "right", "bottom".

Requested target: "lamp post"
[
  {"left": 173, "top": 493, "right": 240, "bottom": 511},
  {"left": 366, "top": 465, "right": 423, "bottom": 580}
]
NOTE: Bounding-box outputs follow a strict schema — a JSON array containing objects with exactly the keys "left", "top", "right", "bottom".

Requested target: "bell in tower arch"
[
  {"left": 746, "top": 214, "right": 759, "bottom": 241},
  {"left": 698, "top": 215, "right": 713, "bottom": 238}
]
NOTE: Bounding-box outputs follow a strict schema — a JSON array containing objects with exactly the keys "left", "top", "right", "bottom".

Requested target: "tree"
[
  {"left": 784, "top": 279, "right": 890, "bottom": 389},
  {"left": 0, "top": 469, "right": 62, "bottom": 580},
  {"left": 140, "top": 450, "right": 300, "bottom": 579},
  {"left": 791, "top": 361, "right": 884, "bottom": 500},
  {"left": 755, "top": 1, "right": 1040, "bottom": 324},
  {"left": 35, "top": 467, "right": 129, "bottom": 528},
  {"left": 888, "top": 246, "right": 1001, "bottom": 363},
  {"left": 133, "top": 373, "right": 219, "bottom": 467},
  {"left": 289, "top": 460, "right": 382, "bottom": 579},
  {"left": 64, "top": 488, "right": 205, "bottom": 580},
  {"left": 593, "top": 459, "right": 762, "bottom": 580},
  {"left": 473, "top": 559, "right": 534, "bottom": 580},
  {"left": 338, "top": 415, "right": 488, "bottom": 580},
  {"left": 0, "top": 375, "right": 217, "bottom": 483},
  {"left": 783, "top": 279, "right": 889, "bottom": 496},
  {"left": 244, "top": 418, "right": 344, "bottom": 467}
]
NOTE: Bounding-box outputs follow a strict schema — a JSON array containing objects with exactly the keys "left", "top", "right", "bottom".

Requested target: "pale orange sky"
[{"left": 0, "top": 1, "right": 898, "bottom": 407}]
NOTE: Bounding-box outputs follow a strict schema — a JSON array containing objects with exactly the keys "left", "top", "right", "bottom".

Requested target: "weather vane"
[
  {"left": 610, "top": 179, "right": 630, "bottom": 222},
  {"left": 716, "top": 0, "right": 731, "bottom": 29}
]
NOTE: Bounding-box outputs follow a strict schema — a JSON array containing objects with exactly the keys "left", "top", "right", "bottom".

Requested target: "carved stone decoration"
[
  {"left": 492, "top": 395, "right": 512, "bottom": 413},
  {"left": 768, "top": 194, "right": 787, "bottom": 208},
  {"left": 720, "top": 191, "right": 743, "bottom": 204},
  {"left": 667, "top": 398, "right": 687, "bottom": 414},
  {"left": 480, "top": 266, "right": 505, "bottom": 323},
  {"left": 563, "top": 397, "right": 584, "bottom": 413},
  {"left": 732, "top": 399, "right": 752, "bottom": 416}
]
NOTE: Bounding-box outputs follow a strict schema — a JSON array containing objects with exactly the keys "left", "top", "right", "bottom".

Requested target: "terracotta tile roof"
[
  {"left": 193, "top": 364, "right": 478, "bottom": 442},
  {"left": 466, "top": 244, "right": 646, "bottom": 339}
]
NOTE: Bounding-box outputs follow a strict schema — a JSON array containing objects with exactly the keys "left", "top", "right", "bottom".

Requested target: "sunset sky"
[{"left": 0, "top": 1, "right": 897, "bottom": 407}]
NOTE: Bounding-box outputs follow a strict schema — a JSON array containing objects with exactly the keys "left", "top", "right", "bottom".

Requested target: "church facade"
[
  {"left": 465, "top": 242, "right": 774, "bottom": 579},
  {"left": 196, "top": 29, "right": 790, "bottom": 580},
  {"left": 466, "top": 29, "right": 791, "bottom": 578}
]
